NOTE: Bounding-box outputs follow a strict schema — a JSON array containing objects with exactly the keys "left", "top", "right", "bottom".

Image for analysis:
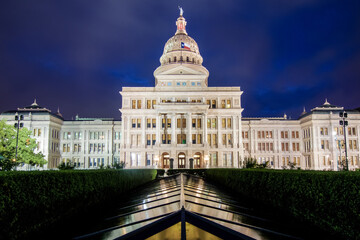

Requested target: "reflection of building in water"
[{"left": 1, "top": 12, "right": 360, "bottom": 171}]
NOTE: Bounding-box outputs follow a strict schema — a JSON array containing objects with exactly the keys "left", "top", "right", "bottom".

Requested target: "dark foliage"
[
  {"left": 156, "top": 169, "right": 165, "bottom": 177},
  {"left": 205, "top": 169, "right": 360, "bottom": 239},
  {"left": 57, "top": 162, "right": 76, "bottom": 170},
  {"left": 0, "top": 169, "right": 156, "bottom": 239},
  {"left": 167, "top": 168, "right": 206, "bottom": 177}
]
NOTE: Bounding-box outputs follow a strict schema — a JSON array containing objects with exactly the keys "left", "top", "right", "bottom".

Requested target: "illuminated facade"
[
  {"left": 1, "top": 12, "right": 360, "bottom": 170},
  {"left": 120, "top": 13, "right": 243, "bottom": 169}
]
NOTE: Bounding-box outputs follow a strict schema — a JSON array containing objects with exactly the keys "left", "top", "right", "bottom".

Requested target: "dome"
[{"left": 159, "top": 13, "right": 203, "bottom": 66}]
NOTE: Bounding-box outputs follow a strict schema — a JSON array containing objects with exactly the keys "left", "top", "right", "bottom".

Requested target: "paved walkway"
[{"left": 72, "top": 174, "right": 328, "bottom": 240}]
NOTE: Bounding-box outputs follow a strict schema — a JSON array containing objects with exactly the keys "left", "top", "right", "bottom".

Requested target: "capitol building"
[{"left": 1, "top": 12, "right": 360, "bottom": 171}]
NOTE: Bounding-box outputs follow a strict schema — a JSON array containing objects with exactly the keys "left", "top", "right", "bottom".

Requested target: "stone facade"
[{"left": 1, "top": 12, "right": 359, "bottom": 170}]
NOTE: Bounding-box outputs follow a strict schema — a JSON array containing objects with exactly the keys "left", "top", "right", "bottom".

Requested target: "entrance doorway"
[
  {"left": 194, "top": 152, "right": 201, "bottom": 168},
  {"left": 162, "top": 152, "right": 170, "bottom": 168},
  {"left": 178, "top": 152, "right": 186, "bottom": 168}
]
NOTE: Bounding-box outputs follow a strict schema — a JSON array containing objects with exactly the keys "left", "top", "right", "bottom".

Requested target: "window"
[
  {"left": 207, "top": 118, "right": 217, "bottom": 129},
  {"left": 177, "top": 134, "right": 186, "bottom": 144},
  {"left": 192, "top": 118, "right": 201, "bottom": 128},
  {"left": 162, "top": 134, "right": 171, "bottom": 144},
  {"left": 227, "top": 134, "right": 232, "bottom": 145},
  {"left": 281, "top": 131, "right": 288, "bottom": 139},
  {"left": 63, "top": 132, "right": 71, "bottom": 140},
  {"left": 167, "top": 118, "right": 171, "bottom": 128},
  {"left": 349, "top": 140, "right": 358, "bottom": 150},
  {"left": 291, "top": 131, "right": 299, "bottom": 138},
  {"left": 281, "top": 142, "right": 289, "bottom": 151},
  {"left": 191, "top": 82, "right": 195, "bottom": 86},
  {"left": 293, "top": 142, "right": 300, "bottom": 151},
  {"left": 226, "top": 99, "right": 231, "bottom": 108},
  {"left": 152, "top": 134, "right": 156, "bottom": 145},
  {"left": 227, "top": 118, "right": 232, "bottom": 128},
  {"left": 132, "top": 100, "right": 136, "bottom": 109},
  {"left": 192, "top": 134, "right": 202, "bottom": 144},
  {"left": 348, "top": 127, "right": 356, "bottom": 136},
  {"left": 182, "top": 82, "right": 186, "bottom": 86},
  {"left": 137, "top": 119, "right": 141, "bottom": 128},
  {"left": 211, "top": 100, "right": 216, "bottom": 108},
  {"left": 147, "top": 134, "right": 151, "bottom": 146},
  {"left": 137, "top": 100, "right": 141, "bottom": 109},
  {"left": 177, "top": 118, "right": 186, "bottom": 128},
  {"left": 242, "top": 131, "right": 248, "bottom": 138},
  {"left": 147, "top": 119, "right": 151, "bottom": 128},
  {"left": 74, "top": 132, "right": 82, "bottom": 140},
  {"left": 221, "top": 100, "right": 226, "bottom": 108},
  {"left": 222, "top": 118, "right": 231, "bottom": 129},
  {"left": 146, "top": 100, "right": 151, "bottom": 109},
  {"left": 132, "top": 119, "right": 136, "bottom": 128},
  {"left": 152, "top": 119, "right": 156, "bottom": 128},
  {"left": 115, "top": 132, "right": 121, "bottom": 140}
]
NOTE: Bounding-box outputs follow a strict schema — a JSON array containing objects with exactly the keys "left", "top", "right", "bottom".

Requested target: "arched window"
[
  {"left": 180, "top": 56, "right": 183, "bottom": 62},
  {"left": 186, "top": 57, "right": 189, "bottom": 62},
  {"left": 169, "top": 58, "right": 171, "bottom": 63},
  {"left": 174, "top": 56, "right": 177, "bottom": 62},
  {"left": 192, "top": 58, "right": 195, "bottom": 63}
]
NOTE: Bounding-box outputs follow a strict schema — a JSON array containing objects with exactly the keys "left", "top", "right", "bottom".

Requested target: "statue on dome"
[{"left": 178, "top": 6, "right": 183, "bottom": 16}]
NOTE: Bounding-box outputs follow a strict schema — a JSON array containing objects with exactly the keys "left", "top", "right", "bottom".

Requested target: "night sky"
[{"left": 1, "top": 0, "right": 359, "bottom": 120}]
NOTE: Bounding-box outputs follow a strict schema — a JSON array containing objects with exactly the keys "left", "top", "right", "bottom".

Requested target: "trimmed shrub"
[
  {"left": 0, "top": 169, "right": 156, "bottom": 239},
  {"left": 167, "top": 168, "right": 206, "bottom": 177},
  {"left": 205, "top": 169, "right": 360, "bottom": 239},
  {"left": 156, "top": 169, "right": 165, "bottom": 177}
]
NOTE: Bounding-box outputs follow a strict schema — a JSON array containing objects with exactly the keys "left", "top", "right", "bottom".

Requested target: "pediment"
[{"left": 156, "top": 65, "right": 208, "bottom": 76}]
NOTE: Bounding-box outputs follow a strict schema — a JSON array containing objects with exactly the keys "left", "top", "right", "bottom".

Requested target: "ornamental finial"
[{"left": 178, "top": 6, "right": 183, "bottom": 16}]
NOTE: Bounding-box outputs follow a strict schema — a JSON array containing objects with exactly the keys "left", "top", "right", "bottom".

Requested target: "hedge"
[
  {"left": 167, "top": 168, "right": 206, "bottom": 177},
  {"left": 156, "top": 169, "right": 165, "bottom": 177},
  {"left": 0, "top": 169, "right": 157, "bottom": 239},
  {"left": 205, "top": 169, "right": 360, "bottom": 239}
]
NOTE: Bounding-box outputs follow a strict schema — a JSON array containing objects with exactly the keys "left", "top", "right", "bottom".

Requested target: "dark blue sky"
[{"left": 1, "top": 0, "right": 359, "bottom": 119}]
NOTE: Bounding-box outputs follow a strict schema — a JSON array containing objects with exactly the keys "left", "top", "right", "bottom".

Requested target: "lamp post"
[
  {"left": 339, "top": 111, "right": 349, "bottom": 171},
  {"left": 14, "top": 113, "right": 24, "bottom": 162}
]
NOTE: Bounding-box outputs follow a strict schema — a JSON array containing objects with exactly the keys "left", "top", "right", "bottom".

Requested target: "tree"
[{"left": 0, "top": 119, "right": 46, "bottom": 170}]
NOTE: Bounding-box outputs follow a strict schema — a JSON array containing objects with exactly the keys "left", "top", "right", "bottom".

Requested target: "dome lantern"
[
  {"left": 159, "top": 8, "right": 203, "bottom": 66},
  {"left": 175, "top": 7, "right": 187, "bottom": 35}
]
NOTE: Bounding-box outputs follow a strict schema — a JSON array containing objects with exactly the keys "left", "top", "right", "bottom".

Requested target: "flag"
[{"left": 181, "top": 42, "right": 191, "bottom": 50}]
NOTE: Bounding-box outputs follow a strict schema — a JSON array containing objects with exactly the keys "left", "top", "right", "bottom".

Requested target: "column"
[
  {"left": 187, "top": 113, "right": 192, "bottom": 146},
  {"left": 156, "top": 114, "right": 161, "bottom": 147},
  {"left": 141, "top": 116, "right": 146, "bottom": 147},
  {"left": 171, "top": 113, "right": 176, "bottom": 147},
  {"left": 202, "top": 113, "right": 206, "bottom": 145},
  {"left": 204, "top": 113, "right": 208, "bottom": 146}
]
